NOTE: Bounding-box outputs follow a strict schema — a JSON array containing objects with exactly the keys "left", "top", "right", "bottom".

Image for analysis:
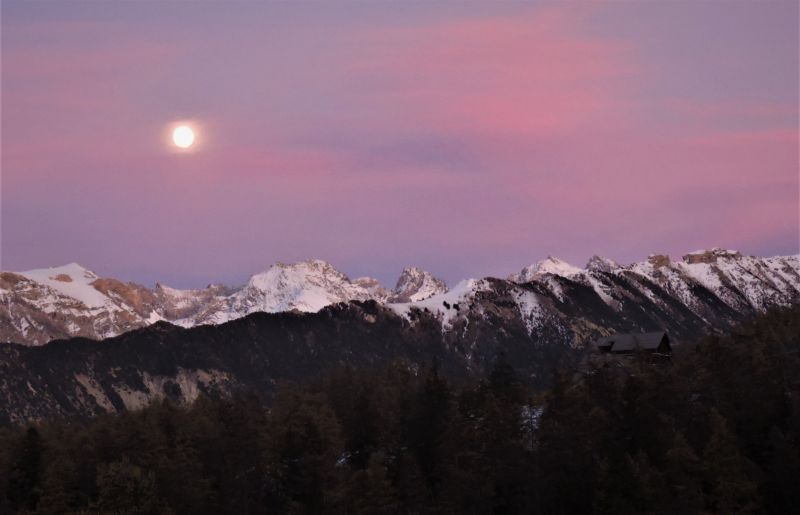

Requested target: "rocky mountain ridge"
[
  {"left": 1, "top": 249, "right": 798, "bottom": 347},
  {"left": 0, "top": 260, "right": 447, "bottom": 345}
]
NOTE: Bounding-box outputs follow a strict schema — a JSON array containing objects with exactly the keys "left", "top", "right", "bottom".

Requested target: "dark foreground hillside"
[
  {"left": 0, "top": 300, "right": 579, "bottom": 424},
  {"left": 1, "top": 308, "right": 798, "bottom": 514}
]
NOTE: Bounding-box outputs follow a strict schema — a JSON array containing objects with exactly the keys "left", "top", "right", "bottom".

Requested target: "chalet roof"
[
  {"left": 594, "top": 331, "right": 669, "bottom": 352},
  {"left": 594, "top": 336, "right": 615, "bottom": 349}
]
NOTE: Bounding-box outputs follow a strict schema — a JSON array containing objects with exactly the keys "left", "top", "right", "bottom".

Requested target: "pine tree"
[
  {"left": 489, "top": 351, "right": 523, "bottom": 405},
  {"left": 408, "top": 359, "right": 451, "bottom": 502},
  {"left": 94, "top": 457, "right": 158, "bottom": 514},
  {"left": 6, "top": 427, "right": 43, "bottom": 512},
  {"left": 763, "top": 426, "right": 800, "bottom": 514},
  {"left": 663, "top": 431, "right": 703, "bottom": 512},
  {"left": 352, "top": 452, "right": 398, "bottom": 515},
  {"left": 37, "top": 446, "right": 82, "bottom": 513},
  {"left": 217, "top": 393, "right": 270, "bottom": 514},
  {"left": 702, "top": 410, "right": 760, "bottom": 514},
  {"left": 268, "top": 389, "right": 345, "bottom": 514}
]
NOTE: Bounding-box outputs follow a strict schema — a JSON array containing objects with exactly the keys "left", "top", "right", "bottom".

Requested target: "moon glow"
[{"left": 172, "top": 125, "right": 195, "bottom": 148}]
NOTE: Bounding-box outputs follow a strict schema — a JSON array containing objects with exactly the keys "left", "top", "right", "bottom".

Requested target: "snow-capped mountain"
[
  {"left": 0, "top": 263, "right": 158, "bottom": 345},
  {"left": 585, "top": 255, "right": 620, "bottom": 273},
  {"left": 389, "top": 248, "right": 799, "bottom": 340},
  {"left": 190, "top": 260, "right": 378, "bottom": 325},
  {"left": 389, "top": 266, "right": 448, "bottom": 302},
  {"left": 1, "top": 249, "right": 798, "bottom": 346},
  {"left": 0, "top": 260, "right": 448, "bottom": 345},
  {"left": 503, "top": 248, "right": 800, "bottom": 335},
  {"left": 511, "top": 256, "right": 583, "bottom": 282}
]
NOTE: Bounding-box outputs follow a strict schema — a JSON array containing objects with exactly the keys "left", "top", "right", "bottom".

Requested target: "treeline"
[{"left": 1, "top": 308, "right": 798, "bottom": 514}]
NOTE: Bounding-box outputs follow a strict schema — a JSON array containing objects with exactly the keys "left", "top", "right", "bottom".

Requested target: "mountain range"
[
  {"left": 1, "top": 248, "right": 798, "bottom": 347},
  {"left": 1, "top": 248, "right": 799, "bottom": 422},
  {"left": 0, "top": 260, "right": 447, "bottom": 345}
]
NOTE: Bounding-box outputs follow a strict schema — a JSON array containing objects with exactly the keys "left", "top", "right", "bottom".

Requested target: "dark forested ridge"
[
  {"left": 1, "top": 308, "right": 798, "bottom": 514},
  {"left": 0, "top": 300, "right": 582, "bottom": 424}
]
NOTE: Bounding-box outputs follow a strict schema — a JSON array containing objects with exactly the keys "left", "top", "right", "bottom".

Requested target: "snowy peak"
[
  {"left": 389, "top": 267, "right": 448, "bottom": 303},
  {"left": 625, "top": 249, "right": 800, "bottom": 315},
  {"left": 23, "top": 262, "right": 98, "bottom": 281},
  {"left": 20, "top": 263, "right": 107, "bottom": 308},
  {"left": 586, "top": 255, "right": 620, "bottom": 273},
  {"left": 514, "top": 256, "right": 583, "bottom": 283},
  {"left": 216, "top": 259, "right": 374, "bottom": 321},
  {"left": 1, "top": 264, "right": 163, "bottom": 344},
  {"left": 246, "top": 259, "right": 353, "bottom": 291}
]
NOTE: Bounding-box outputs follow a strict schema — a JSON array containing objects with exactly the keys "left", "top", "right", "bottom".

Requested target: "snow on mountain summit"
[
  {"left": 20, "top": 263, "right": 108, "bottom": 309},
  {"left": 389, "top": 266, "right": 448, "bottom": 302},
  {"left": 627, "top": 249, "right": 800, "bottom": 315},
  {"left": 512, "top": 257, "right": 583, "bottom": 282},
  {"left": 2, "top": 263, "right": 162, "bottom": 344},
  {"left": 585, "top": 255, "right": 620, "bottom": 273},
  {"left": 217, "top": 259, "right": 375, "bottom": 321}
]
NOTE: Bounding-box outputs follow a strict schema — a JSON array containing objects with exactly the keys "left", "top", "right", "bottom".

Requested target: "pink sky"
[{"left": 2, "top": 2, "right": 798, "bottom": 287}]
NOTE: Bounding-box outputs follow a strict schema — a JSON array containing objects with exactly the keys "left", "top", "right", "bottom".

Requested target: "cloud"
[
  {"left": 348, "top": 7, "right": 636, "bottom": 143},
  {"left": 2, "top": 4, "right": 797, "bottom": 284}
]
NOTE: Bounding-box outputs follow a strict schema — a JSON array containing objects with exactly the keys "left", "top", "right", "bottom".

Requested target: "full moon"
[{"left": 172, "top": 125, "right": 195, "bottom": 148}]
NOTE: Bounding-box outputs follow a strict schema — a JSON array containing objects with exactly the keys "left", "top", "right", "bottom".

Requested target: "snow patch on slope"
[
  {"left": 513, "top": 289, "right": 545, "bottom": 335},
  {"left": 389, "top": 279, "right": 486, "bottom": 329},
  {"left": 21, "top": 263, "right": 110, "bottom": 309}
]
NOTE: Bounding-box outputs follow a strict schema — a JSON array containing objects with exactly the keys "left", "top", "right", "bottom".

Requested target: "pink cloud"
[
  {"left": 3, "top": 30, "right": 184, "bottom": 178},
  {"left": 349, "top": 7, "right": 637, "bottom": 142},
  {"left": 666, "top": 98, "right": 798, "bottom": 122},
  {"left": 2, "top": 5, "right": 796, "bottom": 285},
  {"left": 328, "top": 7, "right": 797, "bottom": 259}
]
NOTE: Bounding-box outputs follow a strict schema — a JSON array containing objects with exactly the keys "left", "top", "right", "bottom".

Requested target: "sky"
[{"left": 2, "top": 1, "right": 798, "bottom": 288}]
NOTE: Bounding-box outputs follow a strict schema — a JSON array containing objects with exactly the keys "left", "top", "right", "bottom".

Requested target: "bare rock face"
[
  {"left": 647, "top": 254, "right": 671, "bottom": 268},
  {"left": 683, "top": 248, "right": 742, "bottom": 264},
  {"left": 91, "top": 278, "right": 160, "bottom": 316}
]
